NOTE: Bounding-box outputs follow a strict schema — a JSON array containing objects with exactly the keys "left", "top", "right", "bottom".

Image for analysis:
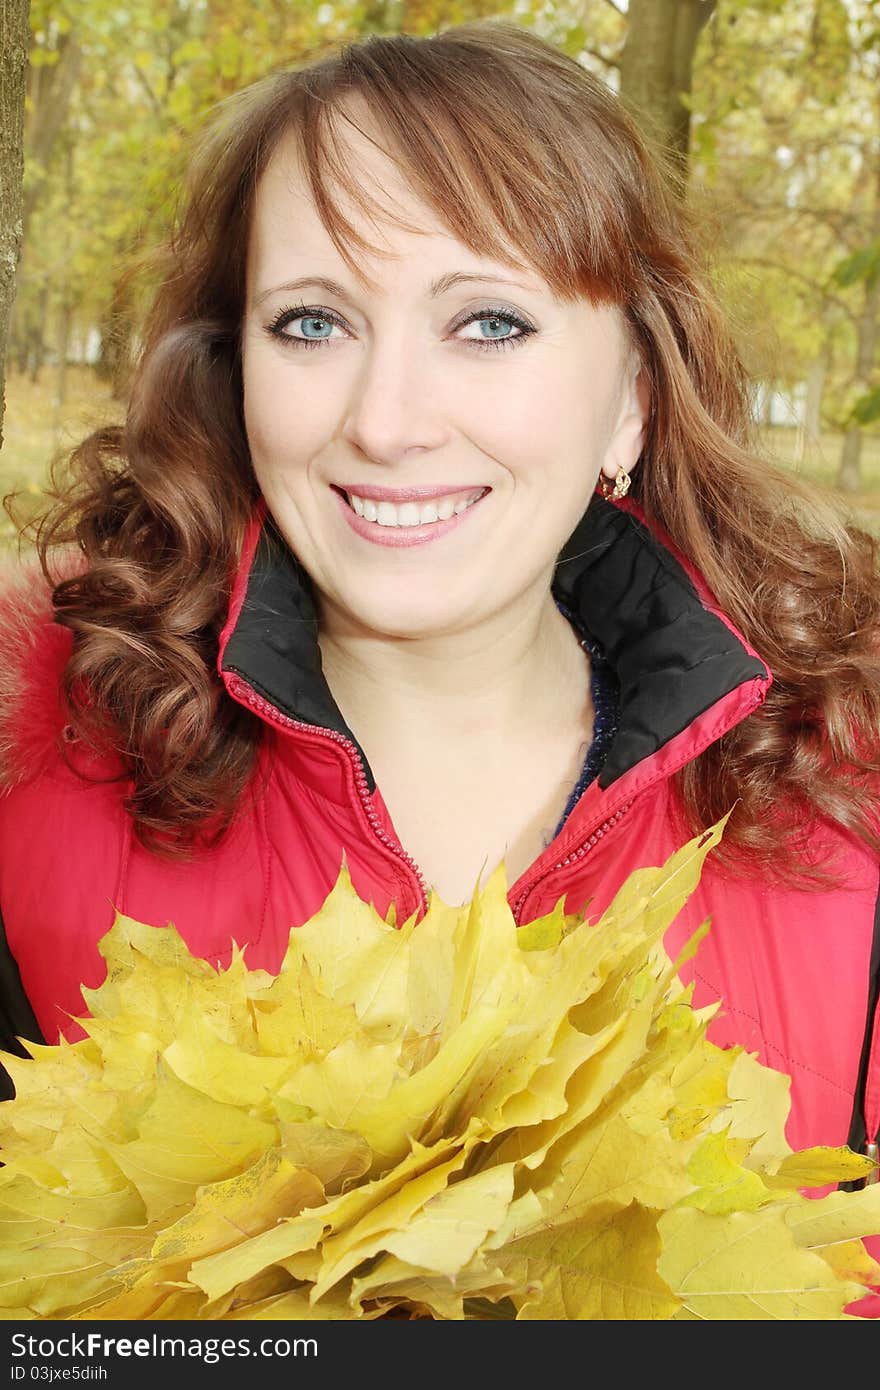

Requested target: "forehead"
[{"left": 246, "top": 115, "right": 538, "bottom": 293}]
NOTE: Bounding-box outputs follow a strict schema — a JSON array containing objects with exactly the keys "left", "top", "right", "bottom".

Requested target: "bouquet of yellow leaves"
[{"left": 2, "top": 818, "right": 879, "bottom": 1320}]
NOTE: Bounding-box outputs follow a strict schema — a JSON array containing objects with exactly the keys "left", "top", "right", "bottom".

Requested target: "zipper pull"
[{"left": 867, "top": 1139, "right": 879, "bottom": 1185}]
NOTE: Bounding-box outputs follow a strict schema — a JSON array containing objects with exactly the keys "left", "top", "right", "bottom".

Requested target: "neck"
[{"left": 317, "top": 586, "right": 587, "bottom": 746}]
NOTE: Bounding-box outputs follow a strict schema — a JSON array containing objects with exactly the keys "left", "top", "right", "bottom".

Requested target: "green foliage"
[
  {"left": 809, "top": 0, "right": 851, "bottom": 81},
  {"left": 688, "top": 0, "right": 880, "bottom": 439},
  {"left": 833, "top": 242, "right": 880, "bottom": 292},
  {"left": 10, "top": 0, "right": 880, "bottom": 462},
  {"left": 16, "top": 0, "right": 522, "bottom": 372},
  {"left": 852, "top": 386, "right": 880, "bottom": 426}
]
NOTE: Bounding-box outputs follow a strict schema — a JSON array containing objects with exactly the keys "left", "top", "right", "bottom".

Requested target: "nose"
[{"left": 340, "top": 331, "right": 451, "bottom": 465}]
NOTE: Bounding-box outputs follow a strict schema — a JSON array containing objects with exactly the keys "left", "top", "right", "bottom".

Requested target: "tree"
[
  {"left": 0, "top": 0, "right": 30, "bottom": 451},
  {"left": 540, "top": 0, "right": 718, "bottom": 181},
  {"left": 688, "top": 0, "right": 880, "bottom": 490},
  {"left": 619, "top": 0, "right": 717, "bottom": 177},
  {"left": 832, "top": 38, "right": 880, "bottom": 492},
  {"left": 11, "top": 0, "right": 507, "bottom": 406}
]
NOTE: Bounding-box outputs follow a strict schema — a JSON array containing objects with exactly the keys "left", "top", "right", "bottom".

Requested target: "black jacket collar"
[{"left": 220, "top": 497, "right": 769, "bottom": 792}]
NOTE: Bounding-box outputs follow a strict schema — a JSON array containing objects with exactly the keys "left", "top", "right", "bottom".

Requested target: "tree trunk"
[
  {"left": 837, "top": 277, "right": 880, "bottom": 493},
  {"left": 0, "top": 0, "right": 30, "bottom": 453},
  {"left": 619, "top": 0, "right": 716, "bottom": 181},
  {"left": 838, "top": 424, "right": 863, "bottom": 494},
  {"left": 22, "top": 32, "right": 81, "bottom": 238},
  {"left": 804, "top": 343, "right": 829, "bottom": 442},
  {"left": 11, "top": 284, "right": 44, "bottom": 376},
  {"left": 53, "top": 292, "right": 72, "bottom": 435},
  {"left": 7, "top": 29, "right": 82, "bottom": 386},
  {"left": 52, "top": 138, "right": 74, "bottom": 426},
  {"left": 837, "top": 120, "right": 880, "bottom": 495}
]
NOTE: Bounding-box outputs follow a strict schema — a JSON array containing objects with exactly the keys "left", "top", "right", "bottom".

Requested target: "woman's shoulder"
[{"left": 0, "top": 552, "right": 74, "bottom": 790}]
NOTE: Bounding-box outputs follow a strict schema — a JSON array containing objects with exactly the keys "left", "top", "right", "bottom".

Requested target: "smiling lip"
[
  {"left": 333, "top": 483, "right": 489, "bottom": 503},
  {"left": 332, "top": 485, "right": 489, "bottom": 548}
]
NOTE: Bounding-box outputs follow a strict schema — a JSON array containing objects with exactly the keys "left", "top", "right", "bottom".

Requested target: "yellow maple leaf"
[{"left": 0, "top": 816, "right": 878, "bottom": 1320}]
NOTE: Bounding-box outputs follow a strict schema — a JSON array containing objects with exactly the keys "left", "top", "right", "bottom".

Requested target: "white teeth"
[
  {"left": 345, "top": 489, "right": 485, "bottom": 528},
  {"left": 376, "top": 502, "right": 399, "bottom": 526}
]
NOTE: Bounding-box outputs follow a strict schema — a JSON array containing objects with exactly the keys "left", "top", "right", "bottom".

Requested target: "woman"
[{"left": 0, "top": 22, "right": 878, "bottom": 1186}]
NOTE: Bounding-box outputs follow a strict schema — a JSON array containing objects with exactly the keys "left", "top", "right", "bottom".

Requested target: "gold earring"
[{"left": 596, "top": 468, "right": 631, "bottom": 501}]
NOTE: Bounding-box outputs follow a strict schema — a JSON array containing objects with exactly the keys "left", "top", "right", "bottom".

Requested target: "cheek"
[
  {"left": 450, "top": 365, "right": 558, "bottom": 463},
  {"left": 242, "top": 356, "right": 283, "bottom": 471},
  {"left": 459, "top": 359, "right": 610, "bottom": 479},
  {"left": 543, "top": 361, "right": 617, "bottom": 439},
  {"left": 242, "top": 351, "right": 331, "bottom": 478}
]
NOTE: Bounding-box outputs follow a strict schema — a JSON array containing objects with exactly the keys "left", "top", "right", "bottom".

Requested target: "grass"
[
  {"left": 3, "top": 364, "right": 880, "bottom": 549},
  {"left": 760, "top": 425, "right": 880, "bottom": 536},
  {"left": 1, "top": 366, "right": 123, "bottom": 550}
]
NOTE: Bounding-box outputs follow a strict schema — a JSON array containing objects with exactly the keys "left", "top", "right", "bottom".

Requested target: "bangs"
[{"left": 282, "top": 31, "right": 643, "bottom": 304}]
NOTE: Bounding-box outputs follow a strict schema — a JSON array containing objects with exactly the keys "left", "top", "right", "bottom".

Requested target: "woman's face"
[{"left": 241, "top": 118, "right": 646, "bottom": 641}]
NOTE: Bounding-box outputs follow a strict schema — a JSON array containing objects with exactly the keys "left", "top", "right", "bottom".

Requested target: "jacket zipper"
[
  {"left": 228, "top": 673, "right": 637, "bottom": 928},
  {"left": 226, "top": 674, "right": 430, "bottom": 909},
  {"left": 849, "top": 882, "right": 880, "bottom": 1187},
  {"left": 510, "top": 682, "right": 767, "bottom": 923},
  {"left": 512, "top": 802, "right": 632, "bottom": 921}
]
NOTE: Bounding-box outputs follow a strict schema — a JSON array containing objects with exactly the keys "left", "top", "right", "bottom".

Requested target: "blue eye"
[
  {"left": 296, "top": 316, "right": 335, "bottom": 340},
  {"left": 477, "top": 317, "right": 513, "bottom": 339},
  {"left": 455, "top": 307, "right": 535, "bottom": 352},
  {"left": 264, "top": 301, "right": 535, "bottom": 353},
  {"left": 266, "top": 304, "right": 348, "bottom": 349}
]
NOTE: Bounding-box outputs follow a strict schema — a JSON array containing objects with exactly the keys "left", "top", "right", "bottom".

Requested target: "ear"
[{"left": 598, "top": 362, "right": 650, "bottom": 484}]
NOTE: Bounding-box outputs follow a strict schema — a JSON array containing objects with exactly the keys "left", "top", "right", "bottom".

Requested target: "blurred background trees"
[
  {"left": 1, "top": 0, "right": 879, "bottom": 539},
  {"left": 0, "top": 0, "right": 30, "bottom": 449}
]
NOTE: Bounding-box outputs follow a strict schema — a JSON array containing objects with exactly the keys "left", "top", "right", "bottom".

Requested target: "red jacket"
[{"left": 1, "top": 497, "right": 878, "bottom": 1181}]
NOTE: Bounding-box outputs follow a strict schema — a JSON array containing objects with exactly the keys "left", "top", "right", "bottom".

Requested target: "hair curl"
[{"left": 28, "top": 20, "right": 880, "bottom": 877}]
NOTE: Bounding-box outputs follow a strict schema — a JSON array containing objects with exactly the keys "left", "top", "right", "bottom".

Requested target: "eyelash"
[{"left": 264, "top": 301, "right": 536, "bottom": 353}]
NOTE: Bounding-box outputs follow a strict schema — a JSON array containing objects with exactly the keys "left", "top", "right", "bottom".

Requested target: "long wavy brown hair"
[{"left": 30, "top": 19, "right": 880, "bottom": 875}]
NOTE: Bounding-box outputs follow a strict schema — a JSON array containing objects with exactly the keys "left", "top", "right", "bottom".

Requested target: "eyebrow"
[{"left": 252, "top": 270, "right": 539, "bottom": 308}]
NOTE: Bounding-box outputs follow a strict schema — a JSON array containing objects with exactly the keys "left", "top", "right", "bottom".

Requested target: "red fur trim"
[{"left": 0, "top": 554, "right": 75, "bottom": 789}]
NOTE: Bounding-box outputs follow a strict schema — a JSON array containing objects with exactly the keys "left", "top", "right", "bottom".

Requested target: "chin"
[{"left": 339, "top": 591, "right": 469, "bottom": 641}]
